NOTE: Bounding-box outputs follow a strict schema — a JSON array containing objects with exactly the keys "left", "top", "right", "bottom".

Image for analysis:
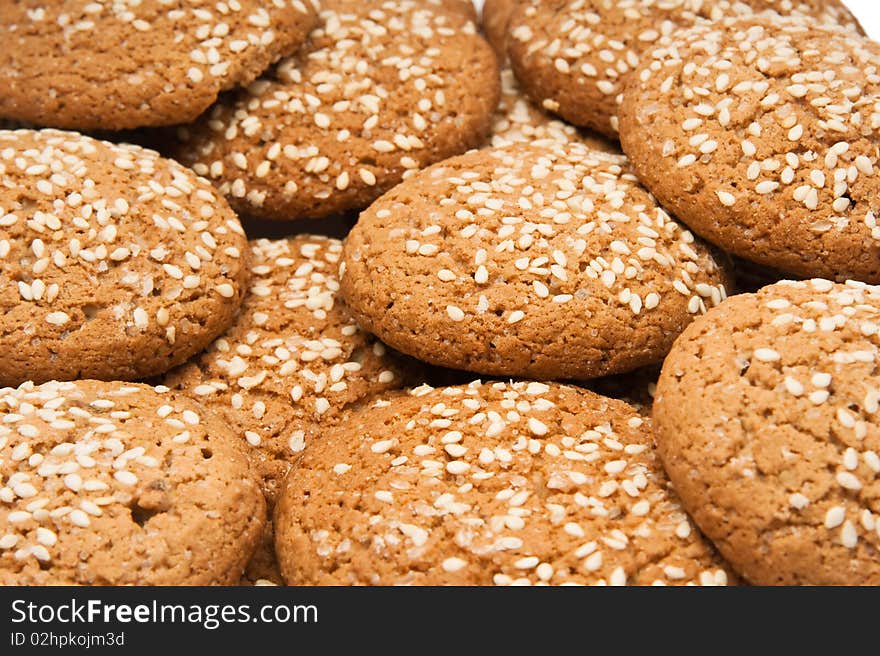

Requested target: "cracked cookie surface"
[
  {"left": 619, "top": 18, "right": 880, "bottom": 282},
  {"left": 175, "top": 0, "right": 500, "bottom": 221},
  {"left": 508, "top": 0, "right": 861, "bottom": 138},
  {"left": 163, "top": 235, "right": 411, "bottom": 503},
  {"left": 0, "top": 0, "right": 319, "bottom": 130},
  {"left": 341, "top": 142, "right": 731, "bottom": 380},
  {"left": 275, "top": 381, "right": 734, "bottom": 585},
  {"left": 654, "top": 279, "right": 880, "bottom": 584},
  {"left": 0, "top": 380, "right": 265, "bottom": 585},
  {"left": 0, "top": 129, "right": 249, "bottom": 386}
]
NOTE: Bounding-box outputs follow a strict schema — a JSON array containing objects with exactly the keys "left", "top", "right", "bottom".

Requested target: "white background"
[
  {"left": 846, "top": 0, "right": 880, "bottom": 39},
  {"left": 470, "top": 1, "right": 879, "bottom": 41}
]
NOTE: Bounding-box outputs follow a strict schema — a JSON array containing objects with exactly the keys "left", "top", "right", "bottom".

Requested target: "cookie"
[
  {"left": 163, "top": 235, "right": 411, "bottom": 502},
  {"left": 654, "top": 279, "right": 880, "bottom": 585},
  {"left": 0, "top": 129, "right": 248, "bottom": 386},
  {"left": 274, "top": 381, "right": 733, "bottom": 585},
  {"left": 341, "top": 142, "right": 732, "bottom": 380},
  {"left": 508, "top": 0, "right": 862, "bottom": 138},
  {"left": 0, "top": 0, "right": 319, "bottom": 130},
  {"left": 482, "top": 0, "right": 519, "bottom": 58},
  {"left": 620, "top": 19, "right": 880, "bottom": 283},
  {"left": 175, "top": 0, "right": 500, "bottom": 221},
  {"left": 0, "top": 379, "right": 265, "bottom": 585},
  {"left": 440, "top": 0, "right": 481, "bottom": 22},
  {"left": 490, "top": 67, "right": 618, "bottom": 152}
]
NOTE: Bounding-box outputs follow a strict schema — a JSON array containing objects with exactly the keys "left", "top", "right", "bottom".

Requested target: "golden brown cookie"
[
  {"left": 654, "top": 279, "right": 880, "bottom": 585},
  {"left": 0, "top": 0, "right": 319, "bottom": 130},
  {"left": 441, "top": 0, "right": 481, "bottom": 21},
  {"left": 274, "top": 381, "right": 734, "bottom": 586},
  {"left": 341, "top": 142, "right": 732, "bottom": 380},
  {"left": 0, "top": 129, "right": 249, "bottom": 387},
  {"left": 174, "top": 0, "right": 501, "bottom": 221},
  {"left": 482, "top": 0, "right": 519, "bottom": 58},
  {"left": 490, "top": 68, "right": 618, "bottom": 152},
  {"left": 0, "top": 380, "right": 265, "bottom": 585},
  {"left": 163, "top": 236, "right": 411, "bottom": 503},
  {"left": 508, "top": 0, "right": 862, "bottom": 138},
  {"left": 620, "top": 18, "right": 880, "bottom": 283}
]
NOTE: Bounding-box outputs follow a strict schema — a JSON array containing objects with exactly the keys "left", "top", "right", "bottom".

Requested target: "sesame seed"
[
  {"left": 755, "top": 181, "right": 779, "bottom": 195},
  {"left": 514, "top": 556, "right": 539, "bottom": 570},
  {"left": 446, "top": 461, "right": 470, "bottom": 475},
  {"left": 114, "top": 471, "right": 138, "bottom": 487},
  {"left": 528, "top": 418, "right": 548, "bottom": 436},
  {"left": 45, "top": 312, "right": 70, "bottom": 326},
  {"left": 442, "top": 557, "right": 467, "bottom": 572},
  {"left": 716, "top": 190, "right": 736, "bottom": 207},
  {"left": 446, "top": 305, "right": 465, "bottom": 322},
  {"left": 789, "top": 493, "right": 810, "bottom": 509},
  {"left": 68, "top": 509, "right": 90, "bottom": 528},
  {"left": 216, "top": 283, "right": 235, "bottom": 298},
  {"left": 783, "top": 377, "right": 804, "bottom": 396},
  {"left": 836, "top": 471, "right": 862, "bottom": 491},
  {"left": 753, "top": 348, "right": 780, "bottom": 363},
  {"left": 371, "top": 440, "right": 394, "bottom": 454},
  {"left": 825, "top": 506, "right": 846, "bottom": 529}
]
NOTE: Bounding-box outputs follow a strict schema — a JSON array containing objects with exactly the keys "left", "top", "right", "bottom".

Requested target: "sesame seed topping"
[
  {"left": 623, "top": 19, "right": 880, "bottom": 280},
  {"left": 447, "top": 305, "right": 465, "bottom": 322},
  {"left": 277, "top": 381, "right": 732, "bottom": 585},
  {"left": 175, "top": 1, "right": 496, "bottom": 220},
  {"left": 0, "top": 129, "right": 247, "bottom": 380},
  {"left": 345, "top": 141, "right": 728, "bottom": 379},
  {"left": 753, "top": 348, "right": 781, "bottom": 363},
  {"left": 163, "top": 236, "right": 404, "bottom": 494},
  {"left": 442, "top": 557, "right": 467, "bottom": 573},
  {"left": 2, "top": 1, "right": 317, "bottom": 130},
  {"left": 0, "top": 380, "right": 242, "bottom": 570},
  {"left": 508, "top": 0, "right": 859, "bottom": 139},
  {"left": 789, "top": 493, "right": 810, "bottom": 510}
]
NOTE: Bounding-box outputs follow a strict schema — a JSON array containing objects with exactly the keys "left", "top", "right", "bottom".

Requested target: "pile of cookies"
[{"left": 0, "top": 0, "right": 877, "bottom": 586}]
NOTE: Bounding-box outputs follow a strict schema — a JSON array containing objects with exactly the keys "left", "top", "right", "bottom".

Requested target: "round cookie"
[
  {"left": 341, "top": 142, "right": 732, "bottom": 380},
  {"left": 490, "top": 68, "right": 618, "bottom": 152},
  {"left": 0, "top": 379, "right": 265, "bottom": 585},
  {"left": 619, "top": 19, "right": 880, "bottom": 283},
  {"left": 163, "top": 235, "right": 411, "bottom": 502},
  {"left": 0, "top": 1, "right": 319, "bottom": 130},
  {"left": 654, "top": 279, "right": 880, "bottom": 585},
  {"left": 0, "top": 129, "right": 249, "bottom": 386},
  {"left": 507, "top": 0, "right": 863, "bottom": 138},
  {"left": 174, "top": 0, "right": 501, "bottom": 221},
  {"left": 274, "top": 381, "right": 734, "bottom": 586},
  {"left": 482, "top": 0, "right": 519, "bottom": 58}
]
